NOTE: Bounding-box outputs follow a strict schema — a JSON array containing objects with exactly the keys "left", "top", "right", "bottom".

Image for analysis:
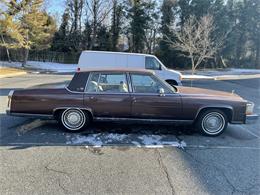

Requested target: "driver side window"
[
  {"left": 145, "top": 57, "right": 161, "bottom": 70},
  {"left": 131, "top": 74, "right": 170, "bottom": 94}
]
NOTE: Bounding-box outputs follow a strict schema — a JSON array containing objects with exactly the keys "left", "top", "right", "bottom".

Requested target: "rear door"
[
  {"left": 130, "top": 73, "right": 182, "bottom": 119},
  {"left": 84, "top": 72, "right": 131, "bottom": 118}
]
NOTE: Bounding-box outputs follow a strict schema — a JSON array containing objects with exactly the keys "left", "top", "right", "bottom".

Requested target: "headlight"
[
  {"left": 179, "top": 74, "right": 182, "bottom": 81},
  {"left": 246, "top": 101, "right": 254, "bottom": 115}
]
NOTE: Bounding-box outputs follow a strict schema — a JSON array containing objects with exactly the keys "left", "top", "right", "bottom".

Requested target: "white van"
[{"left": 78, "top": 51, "right": 182, "bottom": 85}]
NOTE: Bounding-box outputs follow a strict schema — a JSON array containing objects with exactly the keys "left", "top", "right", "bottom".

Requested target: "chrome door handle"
[
  {"left": 90, "top": 96, "right": 96, "bottom": 100},
  {"left": 132, "top": 97, "right": 136, "bottom": 103}
]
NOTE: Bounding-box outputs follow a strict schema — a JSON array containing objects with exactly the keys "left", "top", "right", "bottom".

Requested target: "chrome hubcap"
[
  {"left": 202, "top": 112, "right": 225, "bottom": 134},
  {"left": 68, "top": 113, "right": 80, "bottom": 124},
  {"left": 62, "top": 109, "right": 85, "bottom": 130}
]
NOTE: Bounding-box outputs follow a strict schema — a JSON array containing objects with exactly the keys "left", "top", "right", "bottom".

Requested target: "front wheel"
[
  {"left": 195, "top": 109, "right": 228, "bottom": 136},
  {"left": 59, "top": 108, "right": 89, "bottom": 132}
]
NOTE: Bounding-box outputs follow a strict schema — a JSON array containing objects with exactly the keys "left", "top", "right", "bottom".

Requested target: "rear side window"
[
  {"left": 85, "top": 73, "right": 100, "bottom": 92},
  {"left": 86, "top": 72, "right": 129, "bottom": 93},
  {"left": 67, "top": 72, "right": 89, "bottom": 92}
]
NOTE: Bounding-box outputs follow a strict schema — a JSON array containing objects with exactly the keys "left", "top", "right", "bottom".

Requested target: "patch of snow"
[
  {"left": 137, "top": 135, "right": 184, "bottom": 147},
  {"left": 66, "top": 134, "right": 103, "bottom": 146},
  {"left": 182, "top": 68, "right": 260, "bottom": 77},
  {"left": 182, "top": 75, "right": 213, "bottom": 79},
  {"left": 0, "top": 60, "right": 76, "bottom": 73},
  {"left": 105, "top": 133, "right": 128, "bottom": 141},
  {"left": 228, "top": 68, "right": 260, "bottom": 73},
  {"left": 144, "top": 145, "right": 164, "bottom": 148},
  {"left": 131, "top": 141, "right": 142, "bottom": 147},
  {"left": 66, "top": 133, "right": 186, "bottom": 148},
  {"left": 0, "top": 61, "right": 23, "bottom": 68}
]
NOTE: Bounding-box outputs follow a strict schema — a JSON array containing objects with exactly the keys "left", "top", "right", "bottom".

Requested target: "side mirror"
[{"left": 159, "top": 88, "right": 165, "bottom": 96}]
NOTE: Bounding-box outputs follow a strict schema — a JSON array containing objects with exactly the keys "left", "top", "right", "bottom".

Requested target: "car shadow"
[
  {"left": 0, "top": 113, "right": 196, "bottom": 148},
  {"left": 0, "top": 110, "right": 258, "bottom": 150}
]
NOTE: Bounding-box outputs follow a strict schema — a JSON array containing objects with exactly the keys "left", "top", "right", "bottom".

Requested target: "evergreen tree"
[
  {"left": 0, "top": 0, "right": 56, "bottom": 66},
  {"left": 82, "top": 21, "right": 92, "bottom": 50},
  {"left": 110, "top": 0, "right": 123, "bottom": 51},
  {"left": 127, "top": 0, "right": 153, "bottom": 53},
  {"left": 51, "top": 8, "right": 70, "bottom": 52},
  {"left": 158, "top": 0, "right": 177, "bottom": 67},
  {"left": 96, "top": 26, "right": 111, "bottom": 51},
  {"left": 143, "top": 1, "right": 159, "bottom": 54}
]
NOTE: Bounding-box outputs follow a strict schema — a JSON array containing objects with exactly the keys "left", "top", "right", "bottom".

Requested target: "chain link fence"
[{"left": 0, "top": 47, "right": 80, "bottom": 64}]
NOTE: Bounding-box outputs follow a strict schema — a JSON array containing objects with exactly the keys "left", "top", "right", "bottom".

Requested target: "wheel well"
[
  {"left": 196, "top": 107, "right": 233, "bottom": 122},
  {"left": 165, "top": 79, "right": 178, "bottom": 86},
  {"left": 53, "top": 108, "right": 93, "bottom": 121}
]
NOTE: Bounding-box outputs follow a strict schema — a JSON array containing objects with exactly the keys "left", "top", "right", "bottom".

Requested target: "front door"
[
  {"left": 84, "top": 72, "right": 131, "bottom": 118},
  {"left": 130, "top": 73, "right": 182, "bottom": 119}
]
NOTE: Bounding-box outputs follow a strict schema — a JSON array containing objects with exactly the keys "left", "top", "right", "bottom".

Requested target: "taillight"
[{"left": 7, "top": 90, "right": 14, "bottom": 110}]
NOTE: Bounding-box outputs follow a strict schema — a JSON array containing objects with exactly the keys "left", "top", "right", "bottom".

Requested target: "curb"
[
  {"left": 214, "top": 74, "right": 260, "bottom": 80},
  {"left": 182, "top": 74, "right": 260, "bottom": 81},
  {"left": 0, "top": 72, "right": 27, "bottom": 78}
]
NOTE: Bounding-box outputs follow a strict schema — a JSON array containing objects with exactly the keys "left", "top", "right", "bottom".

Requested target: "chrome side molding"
[{"left": 94, "top": 117, "right": 193, "bottom": 124}]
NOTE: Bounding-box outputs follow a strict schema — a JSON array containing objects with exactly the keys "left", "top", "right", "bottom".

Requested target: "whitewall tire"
[
  {"left": 60, "top": 108, "right": 88, "bottom": 132},
  {"left": 196, "top": 109, "right": 228, "bottom": 136}
]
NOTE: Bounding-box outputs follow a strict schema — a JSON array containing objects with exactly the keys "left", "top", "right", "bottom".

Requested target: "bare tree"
[
  {"left": 167, "top": 15, "right": 223, "bottom": 74},
  {"left": 67, "top": 0, "right": 84, "bottom": 33},
  {"left": 143, "top": 1, "right": 160, "bottom": 54},
  {"left": 85, "top": 0, "right": 113, "bottom": 49}
]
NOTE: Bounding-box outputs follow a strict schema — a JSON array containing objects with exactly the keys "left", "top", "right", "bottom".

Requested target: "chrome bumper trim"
[{"left": 246, "top": 114, "right": 259, "bottom": 124}]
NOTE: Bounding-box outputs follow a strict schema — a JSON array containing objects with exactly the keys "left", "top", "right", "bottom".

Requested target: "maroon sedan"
[{"left": 6, "top": 69, "right": 257, "bottom": 136}]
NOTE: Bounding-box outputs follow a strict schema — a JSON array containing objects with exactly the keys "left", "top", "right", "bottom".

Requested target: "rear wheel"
[
  {"left": 195, "top": 109, "right": 228, "bottom": 136},
  {"left": 59, "top": 108, "right": 89, "bottom": 132}
]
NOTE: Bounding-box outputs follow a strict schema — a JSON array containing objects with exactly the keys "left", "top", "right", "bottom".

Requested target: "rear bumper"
[{"left": 246, "top": 114, "right": 259, "bottom": 124}]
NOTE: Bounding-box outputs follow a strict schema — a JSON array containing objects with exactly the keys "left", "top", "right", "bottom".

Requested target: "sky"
[{"left": 44, "top": 0, "right": 66, "bottom": 19}]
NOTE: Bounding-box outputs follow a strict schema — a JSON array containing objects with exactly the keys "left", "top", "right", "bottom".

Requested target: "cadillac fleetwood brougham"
[{"left": 6, "top": 69, "right": 257, "bottom": 136}]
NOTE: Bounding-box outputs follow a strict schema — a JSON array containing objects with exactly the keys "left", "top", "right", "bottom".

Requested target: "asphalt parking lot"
[{"left": 0, "top": 73, "right": 259, "bottom": 195}]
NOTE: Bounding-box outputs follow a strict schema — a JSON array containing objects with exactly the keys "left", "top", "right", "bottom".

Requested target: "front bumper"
[{"left": 246, "top": 114, "right": 259, "bottom": 124}]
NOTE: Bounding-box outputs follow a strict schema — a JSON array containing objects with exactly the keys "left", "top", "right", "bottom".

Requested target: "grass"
[{"left": 0, "top": 67, "right": 25, "bottom": 75}]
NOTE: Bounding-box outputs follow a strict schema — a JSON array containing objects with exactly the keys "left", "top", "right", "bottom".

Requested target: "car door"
[
  {"left": 130, "top": 73, "right": 182, "bottom": 119},
  {"left": 84, "top": 72, "right": 131, "bottom": 118}
]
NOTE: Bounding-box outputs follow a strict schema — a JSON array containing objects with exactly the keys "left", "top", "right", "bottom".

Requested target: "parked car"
[
  {"left": 78, "top": 50, "right": 182, "bottom": 86},
  {"left": 6, "top": 69, "right": 257, "bottom": 136}
]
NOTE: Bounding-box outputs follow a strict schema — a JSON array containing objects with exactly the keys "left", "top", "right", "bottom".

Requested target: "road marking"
[
  {"left": 16, "top": 119, "right": 51, "bottom": 135},
  {"left": 238, "top": 126, "right": 260, "bottom": 139},
  {"left": 214, "top": 74, "right": 260, "bottom": 80},
  {"left": 186, "top": 145, "right": 260, "bottom": 150}
]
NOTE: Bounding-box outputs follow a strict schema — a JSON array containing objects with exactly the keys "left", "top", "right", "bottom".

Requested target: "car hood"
[
  {"left": 177, "top": 86, "right": 244, "bottom": 100},
  {"left": 168, "top": 68, "right": 182, "bottom": 76}
]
